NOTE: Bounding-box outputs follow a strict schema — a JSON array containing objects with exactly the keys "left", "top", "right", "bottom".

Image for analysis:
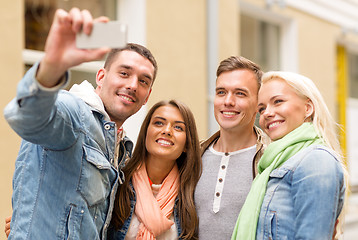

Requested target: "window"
[
  {"left": 25, "top": 0, "right": 116, "bottom": 51},
  {"left": 240, "top": 13, "right": 281, "bottom": 72},
  {"left": 24, "top": 0, "right": 116, "bottom": 86},
  {"left": 240, "top": 12, "right": 281, "bottom": 127}
]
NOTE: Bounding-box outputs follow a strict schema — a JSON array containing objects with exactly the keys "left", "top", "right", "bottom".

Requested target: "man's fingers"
[
  {"left": 56, "top": 8, "right": 108, "bottom": 36},
  {"left": 69, "top": 7, "right": 83, "bottom": 33},
  {"left": 54, "top": 9, "right": 71, "bottom": 26},
  {"left": 5, "top": 222, "right": 10, "bottom": 231},
  {"left": 5, "top": 216, "right": 11, "bottom": 223},
  {"left": 81, "top": 9, "right": 94, "bottom": 35},
  {"left": 5, "top": 216, "right": 11, "bottom": 237},
  {"left": 94, "top": 16, "right": 110, "bottom": 23},
  {"left": 82, "top": 48, "right": 111, "bottom": 62}
]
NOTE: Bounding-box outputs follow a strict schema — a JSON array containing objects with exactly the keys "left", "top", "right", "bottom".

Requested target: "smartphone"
[{"left": 76, "top": 21, "right": 127, "bottom": 49}]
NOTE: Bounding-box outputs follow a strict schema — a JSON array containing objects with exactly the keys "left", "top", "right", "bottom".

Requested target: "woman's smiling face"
[
  {"left": 145, "top": 105, "right": 187, "bottom": 162},
  {"left": 258, "top": 78, "right": 313, "bottom": 141}
]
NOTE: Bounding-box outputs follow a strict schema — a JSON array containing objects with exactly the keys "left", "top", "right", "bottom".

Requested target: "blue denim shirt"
[
  {"left": 256, "top": 145, "right": 345, "bottom": 240},
  {"left": 107, "top": 183, "right": 182, "bottom": 240},
  {"left": 4, "top": 63, "right": 133, "bottom": 240}
]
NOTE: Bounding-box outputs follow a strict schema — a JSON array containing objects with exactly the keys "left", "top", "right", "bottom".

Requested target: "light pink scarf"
[{"left": 132, "top": 162, "right": 179, "bottom": 240}]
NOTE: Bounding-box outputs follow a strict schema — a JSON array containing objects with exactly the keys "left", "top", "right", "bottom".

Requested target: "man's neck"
[{"left": 213, "top": 126, "right": 257, "bottom": 153}]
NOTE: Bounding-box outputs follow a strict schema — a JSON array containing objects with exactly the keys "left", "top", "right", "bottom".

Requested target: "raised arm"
[
  {"left": 4, "top": 8, "right": 111, "bottom": 149},
  {"left": 37, "top": 8, "right": 110, "bottom": 87}
]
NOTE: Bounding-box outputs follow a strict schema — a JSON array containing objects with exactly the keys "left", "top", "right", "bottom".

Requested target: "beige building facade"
[
  {"left": 0, "top": 0, "right": 24, "bottom": 236},
  {"left": 1, "top": 0, "right": 358, "bottom": 239}
]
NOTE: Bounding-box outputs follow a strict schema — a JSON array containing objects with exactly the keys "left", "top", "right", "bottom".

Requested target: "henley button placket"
[{"left": 212, "top": 153, "right": 230, "bottom": 213}]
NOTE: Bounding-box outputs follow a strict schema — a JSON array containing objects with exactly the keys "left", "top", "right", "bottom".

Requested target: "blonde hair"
[
  {"left": 262, "top": 71, "right": 341, "bottom": 156},
  {"left": 262, "top": 71, "right": 348, "bottom": 239}
]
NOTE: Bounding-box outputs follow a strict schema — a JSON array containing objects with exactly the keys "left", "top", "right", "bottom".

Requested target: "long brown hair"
[{"left": 111, "top": 100, "right": 202, "bottom": 239}]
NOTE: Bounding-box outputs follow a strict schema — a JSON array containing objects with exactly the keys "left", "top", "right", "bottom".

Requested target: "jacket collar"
[{"left": 69, "top": 80, "right": 111, "bottom": 121}]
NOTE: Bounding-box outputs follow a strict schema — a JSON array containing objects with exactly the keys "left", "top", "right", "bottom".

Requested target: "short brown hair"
[
  {"left": 104, "top": 43, "right": 158, "bottom": 81},
  {"left": 216, "top": 56, "right": 263, "bottom": 90}
]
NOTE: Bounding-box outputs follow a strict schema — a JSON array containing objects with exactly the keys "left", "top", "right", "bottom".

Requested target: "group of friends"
[{"left": 4, "top": 8, "right": 346, "bottom": 240}]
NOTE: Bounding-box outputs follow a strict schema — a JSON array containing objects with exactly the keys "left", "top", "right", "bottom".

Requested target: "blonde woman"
[{"left": 232, "top": 72, "right": 346, "bottom": 240}]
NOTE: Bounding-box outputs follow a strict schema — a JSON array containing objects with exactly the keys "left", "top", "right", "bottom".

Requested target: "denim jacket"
[
  {"left": 4, "top": 63, "right": 133, "bottom": 240},
  {"left": 256, "top": 145, "right": 345, "bottom": 240},
  {"left": 107, "top": 183, "right": 182, "bottom": 240}
]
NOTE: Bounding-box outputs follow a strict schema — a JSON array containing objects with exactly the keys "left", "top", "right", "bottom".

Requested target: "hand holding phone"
[{"left": 76, "top": 21, "right": 127, "bottom": 49}]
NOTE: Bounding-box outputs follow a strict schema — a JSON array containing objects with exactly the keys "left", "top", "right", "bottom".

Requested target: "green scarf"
[{"left": 231, "top": 122, "right": 323, "bottom": 240}]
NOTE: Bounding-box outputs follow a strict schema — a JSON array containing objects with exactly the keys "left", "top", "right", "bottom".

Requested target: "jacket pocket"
[
  {"left": 57, "top": 204, "right": 82, "bottom": 240},
  {"left": 77, "top": 145, "right": 113, "bottom": 207},
  {"left": 269, "top": 167, "right": 289, "bottom": 178},
  {"left": 265, "top": 168, "right": 291, "bottom": 240},
  {"left": 267, "top": 211, "right": 277, "bottom": 240}
]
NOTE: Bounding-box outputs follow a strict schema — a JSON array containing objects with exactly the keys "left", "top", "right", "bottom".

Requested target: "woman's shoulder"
[
  {"left": 300, "top": 145, "right": 338, "bottom": 163},
  {"left": 277, "top": 145, "right": 340, "bottom": 174},
  {"left": 293, "top": 145, "right": 343, "bottom": 176}
]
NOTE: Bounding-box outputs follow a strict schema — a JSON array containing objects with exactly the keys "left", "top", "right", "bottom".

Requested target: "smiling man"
[
  {"left": 4, "top": 8, "right": 157, "bottom": 240},
  {"left": 194, "top": 56, "right": 270, "bottom": 240}
]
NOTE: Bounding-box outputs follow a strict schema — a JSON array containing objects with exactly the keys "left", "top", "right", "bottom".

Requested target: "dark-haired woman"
[{"left": 108, "top": 100, "right": 202, "bottom": 240}]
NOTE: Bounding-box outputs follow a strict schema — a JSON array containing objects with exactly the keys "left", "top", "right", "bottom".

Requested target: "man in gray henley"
[{"left": 195, "top": 56, "right": 270, "bottom": 239}]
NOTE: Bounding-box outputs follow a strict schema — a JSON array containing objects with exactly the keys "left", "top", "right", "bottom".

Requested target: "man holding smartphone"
[{"left": 4, "top": 8, "right": 157, "bottom": 240}]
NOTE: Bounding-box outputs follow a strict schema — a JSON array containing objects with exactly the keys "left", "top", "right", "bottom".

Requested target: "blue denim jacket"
[
  {"left": 256, "top": 145, "right": 345, "bottom": 240},
  {"left": 4, "top": 63, "right": 133, "bottom": 240},
  {"left": 107, "top": 183, "right": 182, "bottom": 240}
]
